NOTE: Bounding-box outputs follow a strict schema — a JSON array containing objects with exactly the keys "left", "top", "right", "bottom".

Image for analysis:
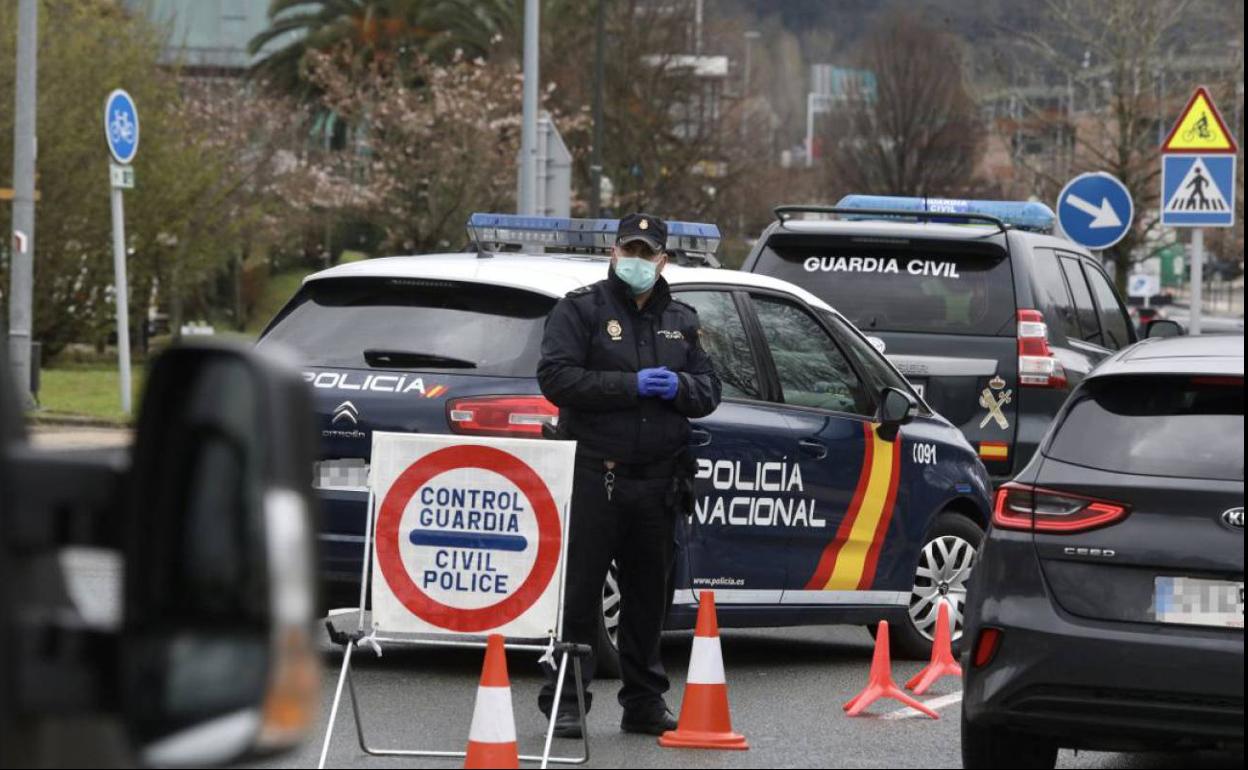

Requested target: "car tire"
[
  {"left": 595, "top": 557, "right": 678, "bottom": 681},
  {"left": 962, "top": 709, "right": 1057, "bottom": 769},
  {"left": 595, "top": 563, "right": 623, "bottom": 679},
  {"left": 872, "top": 511, "right": 984, "bottom": 660}
]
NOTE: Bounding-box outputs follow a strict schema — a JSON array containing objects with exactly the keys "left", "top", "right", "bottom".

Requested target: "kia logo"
[
  {"left": 1222, "top": 507, "right": 1244, "bottom": 531},
  {"left": 332, "top": 401, "right": 359, "bottom": 425}
]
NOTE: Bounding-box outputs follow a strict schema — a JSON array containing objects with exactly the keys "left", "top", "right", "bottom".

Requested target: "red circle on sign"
[{"left": 375, "top": 445, "right": 562, "bottom": 633}]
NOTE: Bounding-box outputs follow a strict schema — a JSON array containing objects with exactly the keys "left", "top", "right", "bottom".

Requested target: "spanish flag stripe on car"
[{"left": 805, "top": 423, "right": 902, "bottom": 591}]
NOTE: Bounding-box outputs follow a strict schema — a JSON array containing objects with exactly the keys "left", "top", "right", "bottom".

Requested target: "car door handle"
[
  {"left": 689, "top": 428, "right": 712, "bottom": 448},
  {"left": 798, "top": 439, "right": 828, "bottom": 460}
]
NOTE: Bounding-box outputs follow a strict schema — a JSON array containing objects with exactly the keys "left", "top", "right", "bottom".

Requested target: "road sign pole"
[
  {"left": 1189, "top": 229, "right": 1203, "bottom": 336},
  {"left": 110, "top": 183, "right": 132, "bottom": 414},
  {"left": 518, "top": 0, "right": 539, "bottom": 215},
  {"left": 7, "top": 0, "right": 37, "bottom": 408}
]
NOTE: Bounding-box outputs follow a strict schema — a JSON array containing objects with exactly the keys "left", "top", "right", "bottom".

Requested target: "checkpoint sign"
[
  {"left": 1160, "top": 86, "right": 1238, "bottom": 228},
  {"left": 370, "top": 432, "right": 574, "bottom": 638}
]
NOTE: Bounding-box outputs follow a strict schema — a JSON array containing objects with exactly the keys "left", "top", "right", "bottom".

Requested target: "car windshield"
[
  {"left": 753, "top": 235, "right": 1015, "bottom": 336},
  {"left": 1047, "top": 375, "right": 1244, "bottom": 481},
  {"left": 257, "top": 278, "right": 554, "bottom": 376}
]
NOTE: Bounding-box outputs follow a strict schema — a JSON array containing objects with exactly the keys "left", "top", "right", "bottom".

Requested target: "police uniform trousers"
[{"left": 538, "top": 461, "right": 675, "bottom": 715}]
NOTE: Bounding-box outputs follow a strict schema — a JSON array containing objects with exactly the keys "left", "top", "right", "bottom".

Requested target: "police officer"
[{"left": 536, "top": 213, "right": 722, "bottom": 736}]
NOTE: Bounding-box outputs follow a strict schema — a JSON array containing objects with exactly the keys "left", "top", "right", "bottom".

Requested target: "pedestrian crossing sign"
[
  {"left": 1161, "top": 86, "right": 1237, "bottom": 154},
  {"left": 1161, "top": 154, "right": 1236, "bottom": 228}
]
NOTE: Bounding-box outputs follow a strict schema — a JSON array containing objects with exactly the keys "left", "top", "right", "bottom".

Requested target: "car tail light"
[
  {"left": 447, "top": 395, "right": 558, "bottom": 438},
  {"left": 972, "top": 628, "right": 1003, "bottom": 668},
  {"left": 1017, "top": 309, "right": 1067, "bottom": 388},
  {"left": 992, "top": 482, "right": 1131, "bottom": 533}
]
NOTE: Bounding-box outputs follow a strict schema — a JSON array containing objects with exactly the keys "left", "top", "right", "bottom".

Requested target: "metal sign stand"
[{"left": 317, "top": 490, "right": 591, "bottom": 769}]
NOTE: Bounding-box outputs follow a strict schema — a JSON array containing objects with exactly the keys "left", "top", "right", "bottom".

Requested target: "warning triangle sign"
[
  {"left": 1164, "top": 157, "right": 1231, "bottom": 213},
  {"left": 1162, "top": 87, "right": 1238, "bottom": 153}
]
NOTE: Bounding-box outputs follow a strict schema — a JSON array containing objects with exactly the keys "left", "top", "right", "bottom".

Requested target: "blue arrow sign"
[
  {"left": 104, "top": 89, "right": 139, "bottom": 165},
  {"left": 1056, "top": 172, "right": 1133, "bottom": 250}
]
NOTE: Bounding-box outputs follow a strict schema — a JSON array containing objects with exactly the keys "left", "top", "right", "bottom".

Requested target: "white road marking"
[{"left": 880, "top": 690, "right": 963, "bottom": 720}]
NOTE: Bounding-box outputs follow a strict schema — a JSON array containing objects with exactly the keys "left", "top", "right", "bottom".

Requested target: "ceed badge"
[{"left": 607, "top": 319, "right": 623, "bottom": 341}]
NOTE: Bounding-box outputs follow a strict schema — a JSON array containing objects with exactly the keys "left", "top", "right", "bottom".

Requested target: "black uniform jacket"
[{"left": 537, "top": 270, "right": 722, "bottom": 465}]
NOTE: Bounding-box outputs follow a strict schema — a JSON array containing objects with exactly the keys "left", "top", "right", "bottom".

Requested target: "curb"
[{"left": 25, "top": 411, "right": 131, "bottom": 429}]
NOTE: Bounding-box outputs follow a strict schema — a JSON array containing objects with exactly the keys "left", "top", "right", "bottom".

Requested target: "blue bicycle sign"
[{"left": 104, "top": 89, "right": 139, "bottom": 165}]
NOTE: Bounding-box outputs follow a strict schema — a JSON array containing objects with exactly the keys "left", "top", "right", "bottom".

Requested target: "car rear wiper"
[{"left": 363, "top": 349, "right": 478, "bottom": 369}]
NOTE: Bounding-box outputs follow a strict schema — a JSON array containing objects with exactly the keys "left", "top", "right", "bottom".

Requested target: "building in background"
[{"left": 122, "top": 0, "right": 286, "bottom": 74}]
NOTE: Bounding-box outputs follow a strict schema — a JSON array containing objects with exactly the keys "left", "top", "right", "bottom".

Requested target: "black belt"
[{"left": 575, "top": 454, "right": 677, "bottom": 480}]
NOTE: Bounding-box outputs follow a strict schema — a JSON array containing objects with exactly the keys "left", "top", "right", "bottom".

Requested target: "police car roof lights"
[
  {"left": 467, "top": 213, "right": 722, "bottom": 259},
  {"left": 774, "top": 196, "right": 1056, "bottom": 233}
]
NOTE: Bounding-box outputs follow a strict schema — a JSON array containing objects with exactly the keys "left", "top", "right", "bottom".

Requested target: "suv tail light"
[
  {"left": 972, "top": 628, "right": 1003, "bottom": 668},
  {"left": 447, "top": 395, "right": 558, "bottom": 438},
  {"left": 1017, "top": 309, "right": 1067, "bottom": 388},
  {"left": 992, "top": 482, "right": 1131, "bottom": 533}
]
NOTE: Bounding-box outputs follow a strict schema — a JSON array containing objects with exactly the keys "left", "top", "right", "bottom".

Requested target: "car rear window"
[
  {"left": 1046, "top": 375, "right": 1244, "bottom": 481},
  {"left": 258, "top": 277, "right": 555, "bottom": 376},
  {"left": 752, "top": 235, "right": 1015, "bottom": 336}
]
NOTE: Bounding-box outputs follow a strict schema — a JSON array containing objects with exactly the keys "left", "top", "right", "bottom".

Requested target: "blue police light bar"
[
  {"left": 467, "top": 213, "right": 722, "bottom": 256},
  {"left": 835, "top": 195, "right": 1056, "bottom": 233}
]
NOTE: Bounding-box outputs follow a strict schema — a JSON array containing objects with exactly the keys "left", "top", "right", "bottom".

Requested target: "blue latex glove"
[
  {"left": 640, "top": 367, "right": 679, "bottom": 401},
  {"left": 636, "top": 367, "right": 666, "bottom": 397}
]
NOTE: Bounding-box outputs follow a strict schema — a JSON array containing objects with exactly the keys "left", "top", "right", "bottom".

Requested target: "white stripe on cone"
[
  {"left": 468, "top": 686, "right": 517, "bottom": 744},
  {"left": 686, "top": 635, "right": 727, "bottom": 685}
]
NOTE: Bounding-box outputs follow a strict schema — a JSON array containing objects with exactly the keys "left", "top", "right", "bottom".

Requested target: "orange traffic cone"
[
  {"left": 906, "top": 600, "right": 963, "bottom": 695},
  {"left": 843, "top": 621, "right": 938, "bottom": 719},
  {"left": 659, "top": 592, "right": 748, "bottom": 750},
  {"left": 464, "top": 635, "right": 519, "bottom": 769}
]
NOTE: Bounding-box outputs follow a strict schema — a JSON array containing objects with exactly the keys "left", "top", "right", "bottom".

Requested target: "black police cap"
[{"left": 616, "top": 213, "right": 667, "bottom": 253}]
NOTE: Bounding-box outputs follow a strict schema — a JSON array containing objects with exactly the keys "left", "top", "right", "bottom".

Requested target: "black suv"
[
  {"left": 962, "top": 334, "right": 1244, "bottom": 767},
  {"left": 743, "top": 196, "right": 1139, "bottom": 482}
]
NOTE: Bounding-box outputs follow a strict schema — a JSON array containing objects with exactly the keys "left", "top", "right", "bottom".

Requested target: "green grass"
[{"left": 35, "top": 365, "right": 145, "bottom": 424}]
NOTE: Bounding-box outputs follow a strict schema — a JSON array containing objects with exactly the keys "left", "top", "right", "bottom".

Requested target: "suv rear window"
[
  {"left": 258, "top": 278, "right": 555, "bottom": 376},
  {"left": 753, "top": 235, "right": 1015, "bottom": 336},
  {"left": 1047, "top": 375, "right": 1244, "bottom": 481}
]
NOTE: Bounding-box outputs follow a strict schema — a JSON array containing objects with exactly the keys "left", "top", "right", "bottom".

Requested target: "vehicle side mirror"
[
  {"left": 1145, "top": 319, "right": 1184, "bottom": 339},
  {"left": 120, "top": 342, "right": 320, "bottom": 766},
  {"left": 876, "top": 386, "right": 915, "bottom": 442}
]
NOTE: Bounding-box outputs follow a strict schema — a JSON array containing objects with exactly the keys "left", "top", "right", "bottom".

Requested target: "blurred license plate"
[
  {"left": 315, "top": 459, "right": 370, "bottom": 491},
  {"left": 1154, "top": 576, "right": 1245, "bottom": 628}
]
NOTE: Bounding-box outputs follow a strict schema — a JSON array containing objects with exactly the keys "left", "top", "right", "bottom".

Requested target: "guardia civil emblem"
[{"left": 606, "top": 319, "right": 623, "bottom": 341}]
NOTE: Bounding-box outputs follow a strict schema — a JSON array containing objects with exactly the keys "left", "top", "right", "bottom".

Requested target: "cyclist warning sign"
[
  {"left": 1161, "top": 87, "right": 1238, "bottom": 228},
  {"left": 370, "top": 432, "right": 574, "bottom": 638},
  {"left": 1161, "top": 86, "right": 1237, "bottom": 154}
]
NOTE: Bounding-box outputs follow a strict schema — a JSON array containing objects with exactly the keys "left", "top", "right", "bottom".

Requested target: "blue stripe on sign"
[{"left": 408, "top": 529, "right": 529, "bottom": 552}]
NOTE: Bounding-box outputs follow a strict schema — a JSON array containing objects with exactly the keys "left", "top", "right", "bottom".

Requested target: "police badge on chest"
[{"left": 607, "top": 319, "right": 623, "bottom": 341}]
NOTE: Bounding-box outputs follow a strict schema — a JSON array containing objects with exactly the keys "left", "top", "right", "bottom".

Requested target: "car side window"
[
  {"left": 751, "top": 294, "right": 872, "bottom": 417},
  {"left": 1032, "top": 248, "right": 1080, "bottom": 341},
  {"left": 816, "top": 308, "right": 918, "bottom": 407},
  {"left": 1059, "top": 255, "right": 1103, "bottom": 346},
  {"left": 675, "top": 290, "right": 762, "bottom": 400},
  {"left": 1083, "top": 266, "right": 1133, "bottom": 350}
]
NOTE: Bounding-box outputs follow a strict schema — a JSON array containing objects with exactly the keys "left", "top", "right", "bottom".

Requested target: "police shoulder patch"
[{"left": 564, "top": 285, "right": 594, "bottom": 299}]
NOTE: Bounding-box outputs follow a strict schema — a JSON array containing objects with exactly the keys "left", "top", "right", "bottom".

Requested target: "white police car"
[{"left": 257, "top": 214, "right": 993, "bottom": 670}]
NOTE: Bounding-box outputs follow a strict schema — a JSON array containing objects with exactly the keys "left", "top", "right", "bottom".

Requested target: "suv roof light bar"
[
  {"left": 774, "top": 196, "right": 1056, "bottom": 233},
  {"left": 466, "top": 213, "right": 722, "bottom": 261}
]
